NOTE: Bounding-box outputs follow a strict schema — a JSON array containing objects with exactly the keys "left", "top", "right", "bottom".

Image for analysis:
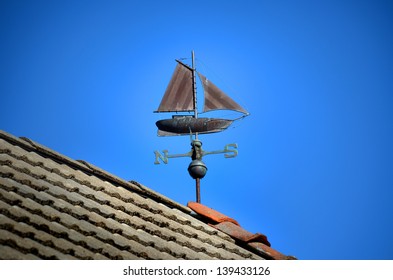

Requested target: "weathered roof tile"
[
  {"left": 187, "top": 202, "right": 296, "bottom": 260},
  {"left": 0, "top": 245, "right": 41, "bottom": 260},
  {"left": 0, "top": 228, "right": 76, "bottom": 260},
  {"left": 1, "top": 214, "right": 104, "bottom": 260},
  {"left": 0, "top": 130, "right": 293, "bottom": 259}
]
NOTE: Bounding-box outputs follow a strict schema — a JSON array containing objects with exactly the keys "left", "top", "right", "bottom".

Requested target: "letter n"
[{"left": 154, "top": 150, "right": 169, "bottom": 164}]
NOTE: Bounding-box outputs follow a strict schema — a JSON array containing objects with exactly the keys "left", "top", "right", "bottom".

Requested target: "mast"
[
  {"left": 191, "top": 50, "right": 201, "bottom": 202},
  {"left": 191, "top": 50, "right": 198, "bottom": 121},
  {"left": 191, "top": 51, "right": 198, "bottom": 119}
]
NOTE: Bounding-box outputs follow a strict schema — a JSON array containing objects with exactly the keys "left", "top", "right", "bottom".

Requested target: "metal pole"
[
  {"left": 191, "top": 50, "right": 197, "bottom": 120},
  {"left": 196, "top": 178, "right": 201, "bottom": 203},
  {"left": 191, "top": 50, "right": 199, "bottom": 141},
  {"left": 192, "top": 50, "right": 200, "bottom": 203}
]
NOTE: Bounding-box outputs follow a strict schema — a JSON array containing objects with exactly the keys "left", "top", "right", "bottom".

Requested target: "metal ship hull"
[{"left": 156, "top": 116, "right": 233, "bottom": 136}]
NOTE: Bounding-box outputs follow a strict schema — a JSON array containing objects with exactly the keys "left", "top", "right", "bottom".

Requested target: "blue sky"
[{"left": 1, "top": 0, "right": 392, "bottom": 260}]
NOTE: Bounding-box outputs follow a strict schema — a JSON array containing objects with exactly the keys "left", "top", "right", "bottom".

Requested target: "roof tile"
[
  {"left": 0, "top": 130, "right": 293, "bottom": 259},
  {"left": 1, "top": 214, "right": 108, "bottom": 260},
  {"left": 186, "top": 201, "right": 296, "bottom": 260},
  {"left": 188, "top": 202, "right": 240, "bottom": 225},
  {"left": 0, "top": 228, "right": 76, "bottom": 260},
  {"left": 0, "top": 245, "right": 41, "bottom": 260},
  {"left": 211, "top": 221, "right": 270, "bottom": 246}
]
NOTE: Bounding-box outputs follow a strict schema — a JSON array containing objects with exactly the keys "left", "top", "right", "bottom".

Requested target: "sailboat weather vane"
[{"left": 154, "top": 51, "right": 249, "bottom": 203}]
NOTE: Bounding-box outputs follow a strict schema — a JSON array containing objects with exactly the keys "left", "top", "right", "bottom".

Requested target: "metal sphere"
[
  {"left": 192, "top": 140, "right": 202, "bottom": 148},
  {"left": 188, "top": 160, "right": 207, "bottom": 179}
]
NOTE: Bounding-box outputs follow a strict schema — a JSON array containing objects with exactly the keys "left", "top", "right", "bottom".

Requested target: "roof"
[{"left": 0, "top": 129, "right": 294, "bottom": 260}]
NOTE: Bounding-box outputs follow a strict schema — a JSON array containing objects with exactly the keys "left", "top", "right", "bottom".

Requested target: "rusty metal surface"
[
  {"left": 198, "top": 72, "right": 249, "bottom": 115},
  {"left": 211, "top": 221, "right": 271, "bottom": 247},
  {"left": 156, "top": 63, "right": 194, "bottom": 112},
  {"left": 195, "top": 178, "right": 201, "bottom": 203},
  {"left": 156, "top": 117, "right": 233, "bottom": 135},
  {"left": 187, "top": 202, "right": 240, "bottom": 226},
  {"left": 188, "top": 160, "right": 207, "bottom": 179}
]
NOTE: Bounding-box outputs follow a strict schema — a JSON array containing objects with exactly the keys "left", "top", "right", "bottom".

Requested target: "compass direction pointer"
[
  {"left": 202, "top": 143, "right": 238, "bottom": 158},
  {"left": 154, "top": 150, "right": 192, "bottom": 165},
  {"left": 154, "top": 142, "right": 238, "bottom": 165}
]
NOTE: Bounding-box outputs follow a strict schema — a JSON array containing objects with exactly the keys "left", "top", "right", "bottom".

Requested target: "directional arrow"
[{"left": 154, "top": 140, "right": 238, "bottom": 164}]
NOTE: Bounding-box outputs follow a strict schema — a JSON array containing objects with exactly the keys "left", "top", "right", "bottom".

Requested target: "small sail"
[
  {"left": 198, "top": 72, "right": 248, "bottom": 115},
  {"left": 156, "top": 63, "right": 194, "bottom": 112}
]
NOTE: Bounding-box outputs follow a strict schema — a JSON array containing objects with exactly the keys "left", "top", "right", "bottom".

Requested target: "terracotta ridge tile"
[
  {"left": 187, "top": 202, "right": 240, "bottom": 225},
  {"left": 247, "top": 242, "right": 297, "bottom": 260},
  {"left": 187, "top": 202, "right": 296, "bottom": 260},
  {"left": 211, "top": 221, "right": 270, "bottom": 247}
]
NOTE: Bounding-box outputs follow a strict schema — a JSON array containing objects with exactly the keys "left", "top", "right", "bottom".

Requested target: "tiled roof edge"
[
  {"left": 0, "top": 130, "right": 191, "bottom": 214},
  {"left": 187, "top": 202, "right": 297, "bottom": 260}
]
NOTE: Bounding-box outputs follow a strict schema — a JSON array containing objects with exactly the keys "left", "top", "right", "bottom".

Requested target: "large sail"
[
  {"left": 156, "top": 63, "right": 194, "bottom": 112},
  {"left": 198, "top": 72, "right": 248, "bottom": 115}
]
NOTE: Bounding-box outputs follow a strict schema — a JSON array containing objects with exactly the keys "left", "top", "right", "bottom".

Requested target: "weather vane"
[{"left": 154, "top": 51, "right": 249, "bottom": 203}]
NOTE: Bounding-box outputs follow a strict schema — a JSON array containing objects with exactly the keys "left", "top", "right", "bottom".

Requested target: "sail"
[
  {"left": 198, "top": 72, "right": 248, "bottom": 115},
  {"left": 156, "top": 63, "right": 194, "bottom": 112}
]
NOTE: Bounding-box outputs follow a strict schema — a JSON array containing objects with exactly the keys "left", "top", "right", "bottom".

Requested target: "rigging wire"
[
  {"left": 174, "top": 53, "right": 250, "bottom": 126},
  {"left": 195, "top": 57, "right": 250, "bottom": 116}
]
